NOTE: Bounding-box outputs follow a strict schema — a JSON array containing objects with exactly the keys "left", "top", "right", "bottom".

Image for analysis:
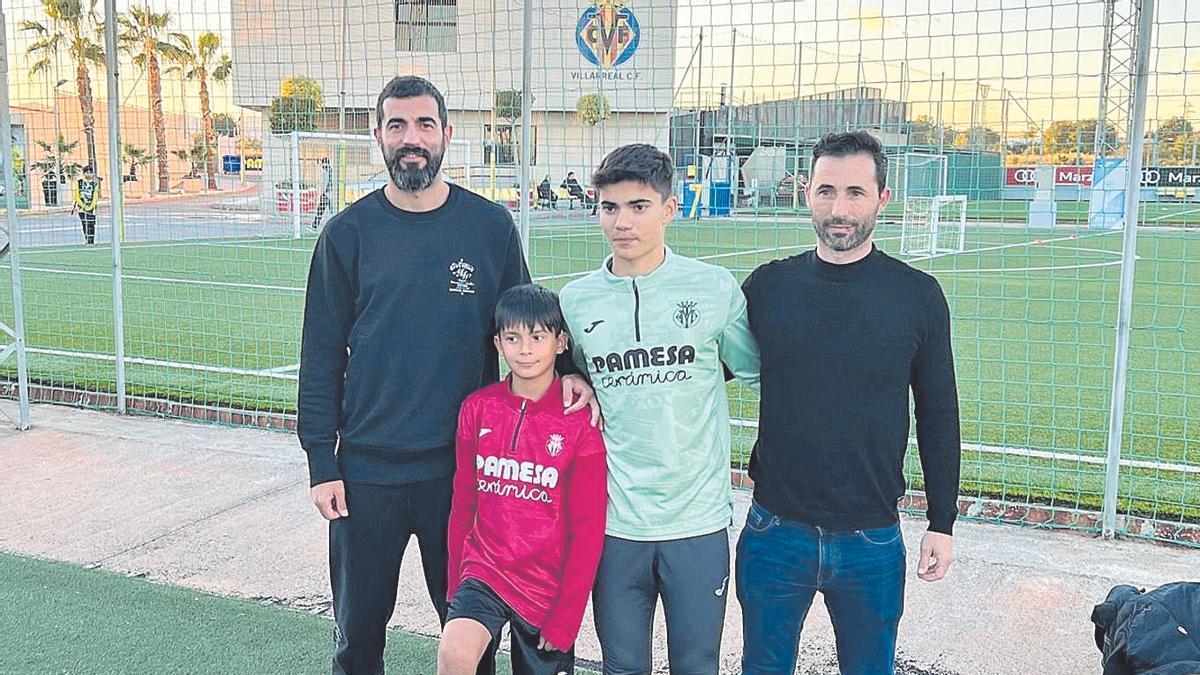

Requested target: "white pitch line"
[
  {"left": 159, "top": 234, "right": 300, "bottom": 246},
  {"left": 906, "top": 229, "right": 1122, "bottom": 264},
  {"left": 728, "top": 418, "right": 1200, "bottom": 475},
  {"left": 533, "top": 222, "right": 597, "bottom": 231},
  {"left": 912, "top": 236, "right": 1135, "bottom": 274},
  {"left": 534, "top": 244, "right": 807, "bottom": 282},
  {"left": 160, "top": 241, "right": 316, "bottom": 254},
  {"left": 530, "top": 230, "right": 607, "bottom": 240},
  {"left": 532, "top": 235, "right": 903, "bottom": 282},
  {"left": 261, "top": 362, "right": 301, "bottom": 375},
  {"left": 20, "top": 235, "right": 305, "bottom": 255},
  {"left": 26, "top": 346, "right": 299, "bottom": 380},
  {"left": 533, "top": 270, "right": 597, "bottom": 282},
  {"left": 2, "top": 265, "right": 305, "bottom": 293},
  {"left": 1148, "top": 207, "right": 1200, "bottom": 222},
  {"left": 16, "top": 225, "right": 101, "bottom": 234},
  {"left": 16, "top": 216, "right": 264, "bottom": 236},
  {"left": 934, "top": 259, "right": 1125, "bottom": 274},
  {"left": 961, "top": 441, "right": 1200, "bottom": 475},
  {"left": 1066, "top": 246, "right": 1125, "bottom": 257}
]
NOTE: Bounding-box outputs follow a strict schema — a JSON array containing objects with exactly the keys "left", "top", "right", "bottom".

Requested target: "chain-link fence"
[{"left": 0, "top": 0, "right": 1196, "bottom": 546}]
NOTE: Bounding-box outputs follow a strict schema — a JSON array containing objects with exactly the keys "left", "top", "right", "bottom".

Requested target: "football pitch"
[
  {"left": 0, "top": 551, "right": 598, "bottom": 675},
  {"left": 0, "top": 203, "right": 1197, "bottom": 521}
]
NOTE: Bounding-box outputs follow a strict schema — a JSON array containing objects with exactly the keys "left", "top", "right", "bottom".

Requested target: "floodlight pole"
[
  {"left": 517, "top": 0, "right": 532, "bottom": 254},
  {"left": 793, "top": 39, "right": 801, "bottom": 210},
  {"left": 336, "top": 0, "right": 349, "bottom": 210},
  {"left": 53, "top": 76, "right": 65, "bottom": 193},
  {"left": 853, "top": 51, "right": 862, "bottom": 128},
  {"left": 291, "top": 131, "right": 302, "bottom": 238},
  {"left": 937, "top": 72, "right": 946, "bottom": 154},
  {"left": 726, "top": 29, "right": 735, "bottom": 151},
  {"left": 1101, "top": 0, "right": 1155, "bottom": 539},
  {"left": 695, "top": 27, "right": 703, "bottom": 175},
  {"left": 1095, "top": 0, "right": 1117, "bottom": 162},
  {"left": 338, "top": 0, "right": 348, "bottom": 136},
  {"left": 104, "top": 0, "right": 128, "bottom": 412}
]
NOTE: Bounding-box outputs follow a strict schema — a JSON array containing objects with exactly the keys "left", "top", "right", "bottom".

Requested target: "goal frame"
[
  {"left": 285, "top": 131, "right": 472, "bottom": 237},
  {"left": 901, "top": 194, "right": 968, "bottom": 258}
]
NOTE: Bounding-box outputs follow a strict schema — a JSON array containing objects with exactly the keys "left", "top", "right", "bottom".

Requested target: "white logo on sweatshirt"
[
  {"left": 478, "top": 428, "right": 492, "bottom": 438},
  {"left": 475, "top": 454, "right": 560, "bottom": 504},
  {"left": 449, "top": 258, "right": 476, "bottom": 295},
  {"left": 546, "top": 434, "right": 564, "bottom": 457},
  {"left": 476, "top": 454, "right": 560, "bottom": 488}
]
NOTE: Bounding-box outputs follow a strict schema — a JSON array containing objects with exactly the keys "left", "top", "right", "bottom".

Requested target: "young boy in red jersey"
[{"left": 439, "top": 284, "right": 607, "bottom": 675}]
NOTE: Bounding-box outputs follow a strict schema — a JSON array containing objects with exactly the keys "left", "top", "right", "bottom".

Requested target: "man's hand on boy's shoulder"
[{"left": 561, "top": 374, "right": 604, "bottom": 430}]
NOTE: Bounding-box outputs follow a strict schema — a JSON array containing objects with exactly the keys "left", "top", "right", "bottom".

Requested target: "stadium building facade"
[{"left": 231, "top": 0, "right": 678, "bottom": 189}]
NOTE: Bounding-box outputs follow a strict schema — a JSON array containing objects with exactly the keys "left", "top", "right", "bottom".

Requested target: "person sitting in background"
[
  {"left": 537, "top": 175, "right": 557, "bottom": 209},
  {"left": 559, "top": 171, "right": 595, "bottom": 212}
]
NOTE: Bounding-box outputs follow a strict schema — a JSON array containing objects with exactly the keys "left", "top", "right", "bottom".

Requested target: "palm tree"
[
  {"left": 172, "top": 31, "right": 232, "bottom": 191},
  {"left": 171, "top": 133, "right": 207, "bottom": 180},
  {"left": 20, "top": 0, "right": 104, "bottom": 170},
  {"left": 121, "top": 143, "right": 152, "bottom": 181},
  {"left": 32, "top": 134, "right": 81, "bottom": 177},
  {"left": 119, "top": 5, "right": 185, "bottom": 194}
]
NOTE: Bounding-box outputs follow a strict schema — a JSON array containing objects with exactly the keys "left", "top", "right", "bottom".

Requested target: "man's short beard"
[
  {"left": 813, "top": 215, "right": 875, "bottom": 252},
  {"left": 384, "top": 144, "right": 444, "bottom": 192}
]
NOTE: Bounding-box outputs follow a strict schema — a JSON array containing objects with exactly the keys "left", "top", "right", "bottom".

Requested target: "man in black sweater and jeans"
[
  {"left": 737, "top": 131, "right": 962, "bottom": 675},
  {"left": 298, "top": 76, "right": 596, "bottom": 675}
]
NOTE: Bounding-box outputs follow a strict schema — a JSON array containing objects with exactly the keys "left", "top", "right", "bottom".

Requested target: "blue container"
[{"left": 709, "top": 181, "right": 732, "bottom": 216}]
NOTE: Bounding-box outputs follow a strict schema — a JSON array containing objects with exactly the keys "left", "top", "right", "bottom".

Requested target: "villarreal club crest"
[{"left": 576, "top": 0, "right": 641, "bottom": 69}]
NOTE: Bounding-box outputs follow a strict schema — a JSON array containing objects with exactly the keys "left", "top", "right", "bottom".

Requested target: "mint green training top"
[{"left": 560, "top": 247, "right": 760, "bottom": 541}]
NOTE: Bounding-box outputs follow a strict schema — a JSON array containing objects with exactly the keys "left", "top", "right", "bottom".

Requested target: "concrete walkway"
[{"left": 2, "top": 402, "right": 1195, "bottom": 674}]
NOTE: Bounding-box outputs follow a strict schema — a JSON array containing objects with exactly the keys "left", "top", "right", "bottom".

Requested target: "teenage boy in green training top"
[{"left": 560, "top": 143, "right": 760, "bottom": 674}]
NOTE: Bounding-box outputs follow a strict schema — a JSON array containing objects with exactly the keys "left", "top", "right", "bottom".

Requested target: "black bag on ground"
[{"left": 1091, "top": 582, "right": 1200, "bottom": 675}]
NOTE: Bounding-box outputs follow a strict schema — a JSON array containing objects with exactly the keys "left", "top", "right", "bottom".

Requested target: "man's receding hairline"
[
  {"left": 379, "top": 95, "right": 443, "bottom": 122},
  {"left": 811, "top": 153, "right": 881, "bottom": 182}
]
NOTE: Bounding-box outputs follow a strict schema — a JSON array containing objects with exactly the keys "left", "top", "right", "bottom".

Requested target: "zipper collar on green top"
[{"left": 600, "top": 246, "right": 677, "bottom": 289}]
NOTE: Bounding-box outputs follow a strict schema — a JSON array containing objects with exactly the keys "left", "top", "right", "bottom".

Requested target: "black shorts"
[{"left": 447, "top": 578, "right": 575, "bottom": 675}]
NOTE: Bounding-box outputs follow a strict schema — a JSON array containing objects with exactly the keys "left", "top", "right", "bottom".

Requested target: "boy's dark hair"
[
  {"left": 494, "top": 284, "right": 568, "bottom": 336},
  {"left": 375, "top": 76, "right": 449, "bottom": 129},
  {"left": 591, "top": 143, "right": 674, "bottom": 200},
  {"left": 811, "top": 131, "right": 888, "bottom": 193}
]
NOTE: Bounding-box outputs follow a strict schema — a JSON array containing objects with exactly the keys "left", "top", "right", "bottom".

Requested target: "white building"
[{"left": 231, "top": 0, "right": 678, "bottom": 187}]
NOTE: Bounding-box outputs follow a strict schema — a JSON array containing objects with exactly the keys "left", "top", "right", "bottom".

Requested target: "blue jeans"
[{"left": 736, "top": 500, "right": 906, "bottom": 675}]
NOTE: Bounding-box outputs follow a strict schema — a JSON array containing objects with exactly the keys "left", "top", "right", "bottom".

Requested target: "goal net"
[
  {"left": 888, "top": 152, "right": 949, "bottom": 204},
  {"left": 901, "top": 195, "right": 968, "bottom": 258},
  {"left": 266, "top": 132, "right": 472, "bottom": 236}
]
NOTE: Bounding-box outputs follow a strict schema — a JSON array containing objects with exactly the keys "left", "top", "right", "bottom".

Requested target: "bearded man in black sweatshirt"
[
  {"left": 298, "top": 76, "right": 596, "bottom": 675},
  {"left": 737, "top": 131, "right": 962, "bottom": 675}
]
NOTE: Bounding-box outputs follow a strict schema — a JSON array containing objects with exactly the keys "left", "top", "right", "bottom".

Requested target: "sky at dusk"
[{"left": 3, "top": 0, "right": 1196, "bottom": 133}]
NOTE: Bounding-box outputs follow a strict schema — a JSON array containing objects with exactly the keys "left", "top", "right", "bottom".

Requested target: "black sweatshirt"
[
  {"left": 742, "top": 246, "right": 961, "bottom": 535},
  {"left": 298, "top": 185, "right": 530, "bottom": 487}
]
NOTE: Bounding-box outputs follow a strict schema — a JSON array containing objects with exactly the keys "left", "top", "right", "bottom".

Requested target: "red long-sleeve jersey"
[{"left": 447, "top": 376, "right": 607, "bottom": 650}]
